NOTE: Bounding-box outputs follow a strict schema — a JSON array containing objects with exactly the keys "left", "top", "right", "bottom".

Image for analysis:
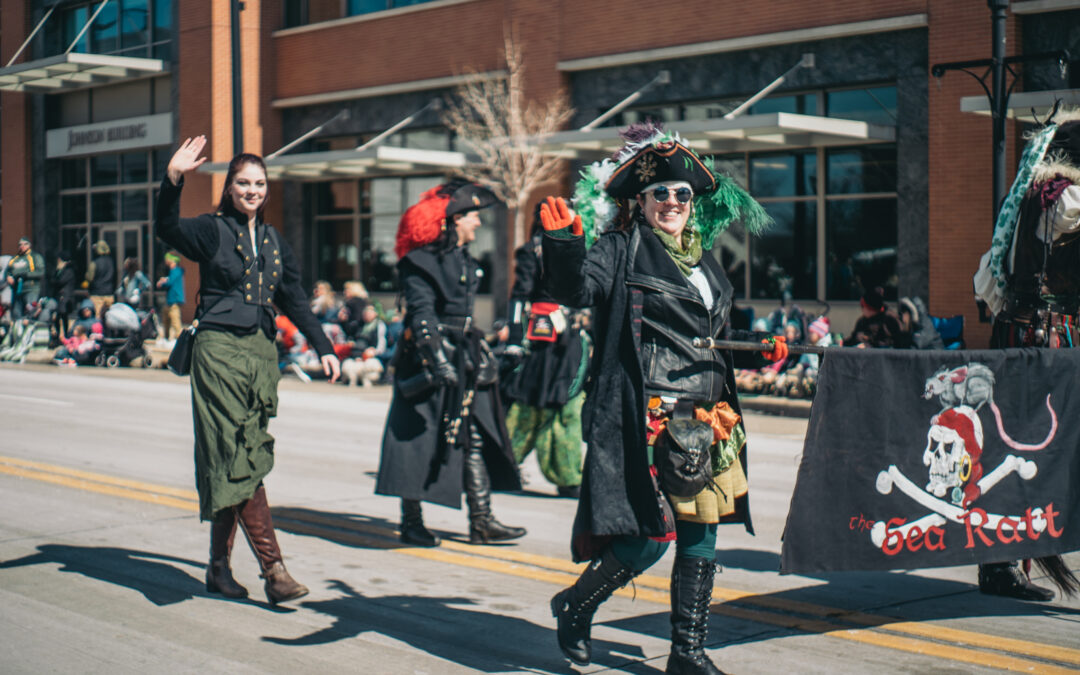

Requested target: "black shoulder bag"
[
  {"left": 168, "top": 220, "right": 258, "bottom": 376},
  {"left": 654, "top": 402, "right": 716, "bottom": 498}
]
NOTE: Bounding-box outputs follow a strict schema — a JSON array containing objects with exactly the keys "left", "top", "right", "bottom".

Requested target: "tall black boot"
[
  {"left": 550, "top": 547, "right": 638, "bottom": 666},
  {"left": 400, "top": 499, "right": 441, "bottom": 547},
  {"left": 666, "top": 556, "right": 724, "bottom": 675},
  {"left": 464, "top": 425, "right": 525, "bottom": 544},
  {"left": 206, "top": 506, "right": 248, "bottom": 599},
  {"left": 237, "top": 484, "right": 309, "bottom": 605},
  {"left": 978, "top": 561, "right": 1055, "bottom": 601}
]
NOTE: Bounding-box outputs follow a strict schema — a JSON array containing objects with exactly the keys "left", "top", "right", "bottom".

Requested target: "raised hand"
[
  {"left": 539, "top": 196, "right": 583, "bottom": 236},
  {"left": 166, "top": 136, "right": 208, "bottom": 185}
]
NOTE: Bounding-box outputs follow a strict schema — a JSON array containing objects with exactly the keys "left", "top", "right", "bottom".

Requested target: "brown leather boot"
[
  {"left": 206, "top": 506, "right": 248, "bottom": 599},
  {"left": 237, "top": 484, "right": 309, "bottom": 605}
]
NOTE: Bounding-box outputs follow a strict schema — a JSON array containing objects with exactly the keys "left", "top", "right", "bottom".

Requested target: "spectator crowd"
[{"left": 733, "top": 286, "right": 962, "bottom": 400}]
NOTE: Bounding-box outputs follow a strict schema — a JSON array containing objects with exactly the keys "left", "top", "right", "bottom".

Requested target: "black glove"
[
  {"left": 418, "top": 338, "right": 458, "bottom": 388},
  {"left": 431, "top": 348, "right": 459, "bottom": 388}
]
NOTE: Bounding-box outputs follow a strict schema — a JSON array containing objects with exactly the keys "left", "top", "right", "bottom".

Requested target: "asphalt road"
[{"left": 1, "top": 363, "right": 1079, "bottom": 674}]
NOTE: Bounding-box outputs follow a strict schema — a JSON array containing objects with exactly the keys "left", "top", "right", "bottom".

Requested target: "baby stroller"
[{"left": 97, "top": 303, "right": 157, "bottom": 368}]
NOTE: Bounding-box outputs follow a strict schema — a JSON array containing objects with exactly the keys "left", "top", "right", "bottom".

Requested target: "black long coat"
[
  {"left": 544, "top": 224, "right": 753, "bottom": 562},
  {"left": 376, "top": 245, "right": 520, "bottom": 508}
]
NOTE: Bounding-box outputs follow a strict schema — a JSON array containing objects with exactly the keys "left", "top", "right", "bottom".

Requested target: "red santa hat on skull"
[{"left": 930, "top": 407, "right": 984, "bottom": 507}]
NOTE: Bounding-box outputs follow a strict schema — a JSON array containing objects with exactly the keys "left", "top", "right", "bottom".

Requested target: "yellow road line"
[
  {"left": 0, "top": 464, "right": 199, "bottom": 512},
  {"left": 279, "top": 517, "right": 1080, "bottom": 675},
  {"left": 0, "top": 455, "right": 199, "bottom": 501},
  {"left": 717, "top": 605, "right": 1080, "bottom": 675},
  {"left": 281, "top": 510, "right": 1080, "bottom": 668},
  {"left": 6, "top": 456, "right": 1080, "bottom": 672}
]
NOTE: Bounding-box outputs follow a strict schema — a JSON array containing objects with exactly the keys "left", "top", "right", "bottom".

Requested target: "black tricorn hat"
[
  {"left": 445, "top": 181, "right": 499, "bottom": 218},
  {"left": 604, "top": 140, "right": 717, "bottom": 199}
]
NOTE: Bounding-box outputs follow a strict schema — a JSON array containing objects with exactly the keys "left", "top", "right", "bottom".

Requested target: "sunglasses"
[{"left": 645, "top": 185, "right": 693, "bottom": 204}]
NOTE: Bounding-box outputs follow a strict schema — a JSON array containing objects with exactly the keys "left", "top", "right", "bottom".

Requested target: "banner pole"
[{"left": 691, "top": 337, "right": 829, "bottom": 355}]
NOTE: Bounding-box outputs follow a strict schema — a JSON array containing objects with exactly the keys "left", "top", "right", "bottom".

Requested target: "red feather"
[{"left": 395, "top": 187, "right": 450, "bottom": 258}]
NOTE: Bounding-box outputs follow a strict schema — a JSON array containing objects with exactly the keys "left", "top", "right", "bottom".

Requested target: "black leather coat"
[
  {"left": 544, "top": 222, "right": 752, "bottom": 562},
  {"left": 631, "top": 223, "right": 733, "bottom": 401}
]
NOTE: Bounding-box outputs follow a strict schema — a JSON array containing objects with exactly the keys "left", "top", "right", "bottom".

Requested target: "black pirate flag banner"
[{"left": 780, "top": 347, "right": 1080, "bottom": 574}]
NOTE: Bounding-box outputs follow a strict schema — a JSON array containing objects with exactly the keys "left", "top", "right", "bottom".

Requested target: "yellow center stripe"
[{"left": 2, "top": 454, "right": 1077, "bottom": 673}]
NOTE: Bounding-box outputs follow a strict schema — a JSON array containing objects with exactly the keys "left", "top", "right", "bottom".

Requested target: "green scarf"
[{"left": 653, "top": 227, "right": 702, "bottom": 277}]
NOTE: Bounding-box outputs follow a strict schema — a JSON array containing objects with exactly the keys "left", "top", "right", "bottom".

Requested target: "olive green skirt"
[{"left": 190, "top": 330, "right": 280, "bottom": 520}]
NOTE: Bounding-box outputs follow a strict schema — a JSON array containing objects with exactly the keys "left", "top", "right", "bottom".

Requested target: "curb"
[{"left": 739, "top": 394, "right": 813, "bottom": 418}]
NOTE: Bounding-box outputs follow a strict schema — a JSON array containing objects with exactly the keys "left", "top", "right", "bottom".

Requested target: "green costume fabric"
[
  {"left": 506, "top": 390, "right": 585, "bottom": 488},
  {"left": 611, "top": 521, "right": 719, "bottom": 572},
  {"left": 190, "top": 330, "right": 280, "bottom": 520},
  {"left": 652, "top": 227, "right": 703, "bottom": 277}
]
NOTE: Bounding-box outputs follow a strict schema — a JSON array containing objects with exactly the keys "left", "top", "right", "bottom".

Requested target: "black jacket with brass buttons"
[{"left": 154, "top": 176, "right": 333, "bottom": 357}]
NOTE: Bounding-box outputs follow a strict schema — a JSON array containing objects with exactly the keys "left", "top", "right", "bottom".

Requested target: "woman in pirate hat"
[
  {"left": 375, "top": 179, "right": 526, "bottom": 547},
  {"left": 541, "top": 122, "right": 779, "bottom": 674}
]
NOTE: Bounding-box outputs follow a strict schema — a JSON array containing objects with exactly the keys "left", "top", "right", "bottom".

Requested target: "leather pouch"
[{"left": 654, "top": 418, "right": 715, "bottom": 498}]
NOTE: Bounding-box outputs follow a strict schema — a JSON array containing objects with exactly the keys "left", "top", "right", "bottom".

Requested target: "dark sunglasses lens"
[{"left": 650, "top": 186, "right": 693, "bottom": 203}]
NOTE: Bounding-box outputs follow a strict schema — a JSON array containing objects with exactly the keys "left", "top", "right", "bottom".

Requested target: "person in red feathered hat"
[{"left": 376, "top": 179, "right": 525, "bottom": 549}]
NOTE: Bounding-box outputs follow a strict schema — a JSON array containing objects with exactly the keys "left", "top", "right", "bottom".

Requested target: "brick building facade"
[{"left": 2, "top": 0, "right": 1079, "bottom": 344}]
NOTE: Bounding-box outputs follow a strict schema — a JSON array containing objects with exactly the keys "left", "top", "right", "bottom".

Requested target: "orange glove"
[
  {"left": 539, "top": 196, "right": 583, "bottom": 236},
  {"left": 761, "top": 335, "right": 788, "bottom": 362}
]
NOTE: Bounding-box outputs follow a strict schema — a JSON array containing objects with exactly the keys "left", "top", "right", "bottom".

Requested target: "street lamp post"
[
  {"left": 231, "top": 0, "right": 244, "bottom": 156},
  {"left": 990, "top": 0, "right": 1008, "bottom": 221},
  {"left": 932, "top": 0, "right": 1069, "bottom": 225}
]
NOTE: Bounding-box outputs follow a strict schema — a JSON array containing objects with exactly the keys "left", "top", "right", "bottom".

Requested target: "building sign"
[{"left": 46, "top": 113, "right": 173, "bottom": 159}]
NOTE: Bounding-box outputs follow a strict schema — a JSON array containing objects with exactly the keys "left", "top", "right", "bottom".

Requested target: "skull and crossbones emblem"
[{"left": 869, "top": 362, "right": 1057, "bottom": 549}]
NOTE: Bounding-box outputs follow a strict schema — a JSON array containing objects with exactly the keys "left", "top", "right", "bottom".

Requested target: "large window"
[
  {"left": 284, "top": 0, "right": 446, "bottom": 28},
  {"left": 305, "top": 130, "right": 493, "bottom": 294},
  {"left": 710, "top": 144, "right": 897, "bottom": 302},
  {"left": 310, "top": 175, "right": 497, "bottom": 294},
  {"left": 59, "top": 148, "right": 171, "bottom": 290},
  {"left": 53, "top": 0, "right": 172, "bottom": 60},
  {"left": 604, "top": 85, "right": 899, "bottom": 301}
]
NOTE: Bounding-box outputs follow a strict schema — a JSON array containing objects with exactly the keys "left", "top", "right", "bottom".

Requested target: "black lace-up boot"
[
  {"left": 550, "top": 547, "right": 638, "bottom": 665},
  {"left": 666, "top": 556, "right": 725, "bottom": 675}
]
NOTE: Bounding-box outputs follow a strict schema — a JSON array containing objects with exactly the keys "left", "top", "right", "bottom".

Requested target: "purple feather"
[{"left": 613, "top": 120, "right": 665, "bottom": 158}]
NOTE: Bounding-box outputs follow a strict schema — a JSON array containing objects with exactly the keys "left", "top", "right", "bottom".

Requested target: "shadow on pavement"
[
  {"left": 0, "top": 544, "right": 206, "bottom": 606},
  {"left": 271, "top": 507, "right": 413, "bottom": 550},
  {"left": 263, "top": 579, "right": 646, "bottom": 673},
  {"left": 601, "top": 547, "right": 1080, "bottom": 652}
]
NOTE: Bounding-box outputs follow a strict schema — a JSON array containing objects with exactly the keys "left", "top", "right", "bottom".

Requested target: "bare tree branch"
[{"left": 442, "top": 24, "right": 574, "bottom": 250}]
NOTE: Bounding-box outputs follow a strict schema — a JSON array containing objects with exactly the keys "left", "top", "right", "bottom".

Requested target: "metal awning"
[
  {"left": 960, "top": 88, "right": 1080, "bottom": 121},
  {"left": 538, "top": 112, "right": 895, "bottom": 159},
  {"left": 200, "top": 145, "right": 472, "bottom": 181},
  {"left": 0, "top": 52, "right": 167, "bottom": 93}
]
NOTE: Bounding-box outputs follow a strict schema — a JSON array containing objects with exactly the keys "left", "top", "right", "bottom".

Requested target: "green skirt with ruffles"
[{"left": 190, "top": 330, "right": 280, "bottom": 520}]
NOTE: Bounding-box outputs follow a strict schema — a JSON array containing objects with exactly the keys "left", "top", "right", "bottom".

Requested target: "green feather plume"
[
  {"left": 691, "top": 156, "right": 772, "bottom": 249},
  {"left": 571, "top": 159, "right": 618, "bottom": 248}
]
